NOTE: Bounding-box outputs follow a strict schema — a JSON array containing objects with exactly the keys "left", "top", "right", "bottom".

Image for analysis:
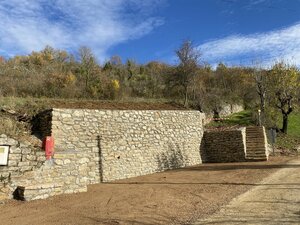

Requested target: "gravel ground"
[
  {"left": 0, "top": 156, "right": 293, "bottom": 225},
  {"left": 194, "top": 157, "right": 300, "bottom": 225}
]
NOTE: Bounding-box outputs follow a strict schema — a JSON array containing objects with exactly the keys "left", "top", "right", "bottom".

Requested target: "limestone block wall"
[
  {"left": 51, "top": 109, "right": 205, "bottom": 182},
  {"left": 203, "top": 104, "right": 244, "bottom": 124},
  {"left": 0, "top": 109, "right": 270, "bottom": 201},
  {"left": 219, "top": 104, "right": 244, "bottom": 117},
  {"left": 201, "top": 128, "right": 247, "bottom": 163},
  {"left": 11, "top": 151, "right": 90, "bottom": 200},
  {"left": 0, "top": 134, "right": 93, "bottom": 201},
  {"left": 0, "top": 134, "right": 45, "bottom": 201},
  {"left": 0, "top": 109, "right": 204, "bottom": 201}
]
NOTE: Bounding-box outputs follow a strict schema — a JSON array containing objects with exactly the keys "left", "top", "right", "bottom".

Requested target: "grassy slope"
[
  {"left": 276, "top": 111, "right": 300, "bottom": 150},
  {"left": 286, "top": 112, "right": 300, "bottom": 138},
  {"left": 0, "top": 97, "right": 186, "bottom": 112},
  {"left": 205, "top": 110, "right": 254, "bottom": 128},
  {"left": 0, "top": 97, "right": 298, "bottom": 150},
  {"left": 205, "top": 109, "right": 300, "bottom": 151},
  {"left": 0, "top": 97, "right": 186, "bottom": 138}
]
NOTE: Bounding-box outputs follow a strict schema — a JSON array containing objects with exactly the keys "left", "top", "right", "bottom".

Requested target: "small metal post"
[{"left": 258, "top": 109, "right": 261, "bottom": 126}]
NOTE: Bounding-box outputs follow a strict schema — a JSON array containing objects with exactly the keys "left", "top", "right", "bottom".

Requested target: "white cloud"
[
  {"left": 0, "top": 0, "right": 165, "bottom": 61},
  {"left": 199, "top": 23, "right": 300, "bottom": 67}
]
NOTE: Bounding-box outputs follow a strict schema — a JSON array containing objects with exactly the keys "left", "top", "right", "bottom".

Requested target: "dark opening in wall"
[
  {"left": 13, "top": 186, "right": 25, "bottom": 201},
  {"left": 31, "top": 109, "right": 53, "bottom": 140}
]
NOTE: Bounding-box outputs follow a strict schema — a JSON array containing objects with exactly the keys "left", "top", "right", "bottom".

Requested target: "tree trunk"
[
  {"left": 213, "top": 109, "right": 220, "bottom": 120},
  {"left": 259, "top": 92, "right": 266, "bottom": 125},
  {"left": 260, "top": 96, "right": 265, "bottom": 112},
  {"left": 281, "top": 114, "right": 288, "bottom": 134},
  {"left": 184, "top": 86, "right": 188, "bottom": 107}
]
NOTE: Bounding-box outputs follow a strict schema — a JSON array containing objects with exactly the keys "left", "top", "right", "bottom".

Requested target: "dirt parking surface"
[
  {"left": 0, "top": 156, "right": 294, "bottom": 225},
  {"left": 195, "top": 157, "right": 300, "bottom": 225}
]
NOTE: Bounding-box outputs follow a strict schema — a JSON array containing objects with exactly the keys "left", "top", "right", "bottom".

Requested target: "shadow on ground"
[{"left": 185, "top": 162, "right": 300, "bottom": 171}]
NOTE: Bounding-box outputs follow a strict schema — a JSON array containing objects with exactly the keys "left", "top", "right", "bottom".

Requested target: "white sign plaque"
[{"left": 0, "top": 146, "right": 9, "bottom": 165}]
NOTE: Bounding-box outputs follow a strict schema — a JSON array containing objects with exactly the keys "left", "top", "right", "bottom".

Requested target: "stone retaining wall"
[
  {"left": 204, "top": 104, "right": 244, "bottom": 124},
  {"left": 219, "top": 104, "right": 244, "bottom": 117},
  {"left": 0, "top": 134, "right": 93, "bottom": 201},
  {"left": 11, "top": 151, "right": 91, "bottom": 200},
  {"left": 201, "top": 128, "right": 247, "bottom": 163},
  {"left": 0, "top": 135, "right": 45, "bottom": 201},
  {"left": 51, "top": 109, "right": 205, "bottom": 182},
  {"left": 0, "top": 109, "right": 269, "bottom": 201},
  {"left": 1, "top": 109, "right": 205, "bottom": 201}
]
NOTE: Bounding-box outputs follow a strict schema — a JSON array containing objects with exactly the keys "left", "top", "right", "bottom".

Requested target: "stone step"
[
  {"left": 246, "top": 136, "right": 265, "bottom": 138},
  {"left": 247, "top": 149, "right": 266, "bottom": 152},
  {"left": 246, "top": 131, "right": 264, "bottom": 134},
  {"left": 246, "top": 150, "right": 267, "bottom": 154},
  {"left": 246, "top": 133, "right": 264, "bottom": 136},
  {"left": 246, "top": 136, "right": 264, "bottom": 138},
  {"left": 247, "top": 141, "right": 265, "bottom": 144},
  {"left": 246, "top": 142, "right": 265, "bottom": 145},
  {"left": 247, "top": 143, "right": 265, "bottom": 146},
  {"left": 246, "top": 127, "right": 264, "bottom": 130},
  {"left": 247, "top": 145, "right": 265, "bottom": 147},
  {"left": 247, "top": 151, "right": 266, "bottom": 154},
  {"left": 247, "top": 147, "right": 266, "bottom": 149},
  {"left": 247, "top": 156, "right": 267, "bottom": 159},
  {"left": 246, "top": 146, "right": 266, "bottom": 149},
  {"left": 246, "top": 138, "right": 265, "bottom": 143},
  {"left": 246, "top": 136, "right": 265, "bottom": 140},
  {"left": 246, "top": 148, "right": 266, "bottom": 151},
  {"left": 246, "top": 158, "right": 267, "bottom": 161},
  {"left": 247, "top": 134, "right": 263, "bottom": 136},
  {"left": 246, "top": 150, "right": 266, "bottom": 153},
  {"left": 246, "top": 154, "right": 267, "bottom": 157},
  {"left": 247, "top": 140, "right": 265, "bottom": 142},
  {"left": 247, "top": 139, "right": 265, "bottom": 142},
  {"left": 246, "top": 131, "right": 263, "bottom": 133},
  {"left": 246, "top": 152, "right": 266, "bottom": 155},
  {"left": 247, "top": 153, "right": 266, "bottom": 157},
  {"left": 245, "top": 127, "right": 267, "bottom": 161},
  {"left": 246, "top": 156, "right": 267, "bottom": 158}
]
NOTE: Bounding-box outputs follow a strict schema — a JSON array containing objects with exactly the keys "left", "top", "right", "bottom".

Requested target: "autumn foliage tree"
[
  {"left": 0, "top": 44, "right": 299, "bottom": 138},
  {"left": 268, "top": 63, "right": 300, "bottom": 134}
]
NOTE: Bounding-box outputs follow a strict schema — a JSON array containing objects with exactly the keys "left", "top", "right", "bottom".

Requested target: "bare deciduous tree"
[
  {"left": 253, "top": 67, "right": 268, "bottom": 125},
  {"left": 79, "top": 46, "right": 96, "bottom": 92},
  {"left": 175, "top": 40, "right": 201, "bottom": 107}
]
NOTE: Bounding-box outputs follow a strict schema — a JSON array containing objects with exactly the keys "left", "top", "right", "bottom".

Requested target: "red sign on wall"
[{"left": 43, "top": 136, "right": 54, "bottom": 160}]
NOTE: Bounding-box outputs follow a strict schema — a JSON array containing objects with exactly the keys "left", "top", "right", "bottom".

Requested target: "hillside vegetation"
[
  {"left": 276, "top": 111, "right": 300, "bottom": 151},
  {"left": 205, "top": 110, "right": 254, "bottom": 128},
  {"left": 0, "top": 41, "right": 299, "bottom": 147},
  {"left": 206, "top": 110, "right": 300, "bottom": 152},
  {"left": 0, "top": 97, "right": 188, "bottom": 141}
]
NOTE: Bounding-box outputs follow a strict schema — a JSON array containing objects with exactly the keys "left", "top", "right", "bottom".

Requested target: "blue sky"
[{"left": 1, "top": 0, "right": 300, "bottom": 67}]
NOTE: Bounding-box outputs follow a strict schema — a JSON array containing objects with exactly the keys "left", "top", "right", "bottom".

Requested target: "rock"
[{"left": 0, "top": 134, "right": 7, "bottom": 139}]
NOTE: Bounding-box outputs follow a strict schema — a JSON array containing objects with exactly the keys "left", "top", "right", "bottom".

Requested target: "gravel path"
[
  {"left": 194, "top": 158, "right": 300, "bottom": 225},
  {"left": 0, "top": 157, "right": 293, "bottom": 225}
]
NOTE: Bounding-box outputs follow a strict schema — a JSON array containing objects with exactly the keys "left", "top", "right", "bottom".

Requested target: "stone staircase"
[{"left": 245, "top": 126, "right": 268, "bottom": 161}]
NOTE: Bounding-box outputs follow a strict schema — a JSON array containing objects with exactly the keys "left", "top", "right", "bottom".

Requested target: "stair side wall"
[{"left": 201, "top": 129, "right": 247, "bottom": 163}]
